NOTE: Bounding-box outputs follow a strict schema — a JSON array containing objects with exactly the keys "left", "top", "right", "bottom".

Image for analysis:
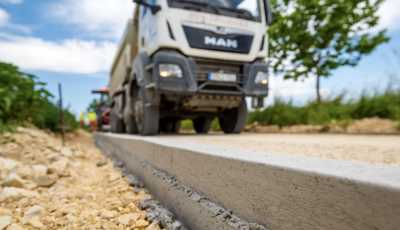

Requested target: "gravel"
[{"left": 0, "top": 127, "right": 169, "bottom": 229}]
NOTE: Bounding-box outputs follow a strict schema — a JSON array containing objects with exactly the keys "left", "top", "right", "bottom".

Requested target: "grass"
[
  {"left": 0, "top": 122, "right": 19, "bottom": 144},
  {"left": 0, "top": 122, "right": 15, "bottom": 134},
  {"left": 248, "top": 90, "right": 400, "bottom": 128}
]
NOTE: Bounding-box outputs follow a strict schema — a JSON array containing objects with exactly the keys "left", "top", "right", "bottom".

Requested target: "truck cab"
[{"left": 110, "top": 0, "right": 273, "bottom": 135}]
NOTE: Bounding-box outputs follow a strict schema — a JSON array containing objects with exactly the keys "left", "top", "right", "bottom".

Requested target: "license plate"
[{"left": 208, "top": 73, "right": 237, "bottom": 82}]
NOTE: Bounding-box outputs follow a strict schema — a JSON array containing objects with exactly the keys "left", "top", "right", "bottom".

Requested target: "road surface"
[{"left": 162, "top": 133, "right": 400, "bottom": 166}]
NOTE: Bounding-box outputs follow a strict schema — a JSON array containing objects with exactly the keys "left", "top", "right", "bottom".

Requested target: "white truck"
[{"left": 109, "top": 0, "right": 273, "bottom": 135}]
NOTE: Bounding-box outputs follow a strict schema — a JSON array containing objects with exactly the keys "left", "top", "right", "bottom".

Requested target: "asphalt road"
[{"left": 161, "top": 133, "right": 400, "bottom": 166}]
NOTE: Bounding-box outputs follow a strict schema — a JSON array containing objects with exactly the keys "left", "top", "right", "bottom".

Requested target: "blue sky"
[{"left": 0, "top": 0, "right": 400, "bottom": 117}]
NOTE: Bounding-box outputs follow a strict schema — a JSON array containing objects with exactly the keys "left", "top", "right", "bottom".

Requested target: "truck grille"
[{"left": 193, "top": 58, "right": 247, "bottom": 85}]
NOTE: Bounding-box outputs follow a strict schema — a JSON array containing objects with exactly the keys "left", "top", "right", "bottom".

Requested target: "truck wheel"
[
  {"left": 111, "top": 107, "right": 125, "bottom": 133},
  {"left": 134, "top": 88, "right": 159, "bottom": 136},
  {"left": 173, "top": 120, "right": 181, "bottom": 134},
  {"left": 160, "top": 120, "right": 181, "bottom": 134},
  {"left": 193, "top": 117, "right": 213, "bottom": 134},
  {"left": 126, "top": 115, "right": 138, "bottom": 134},
  {"left": 219, "top": 100, "right": 248, "bottom": 134},
  {"left": 97, "top": 116, "right": 103, "bottom": 132},
  {"left": 159, "top": 120, "right": 168, "bottom": 133}
]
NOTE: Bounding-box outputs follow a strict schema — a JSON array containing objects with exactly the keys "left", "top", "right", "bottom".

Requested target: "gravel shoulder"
[
  {"left": 162, "top": 133, "right": 400, "bottom": 166},
  {"left": 0, "top": 128, "right": 166, "bottom": 230}
]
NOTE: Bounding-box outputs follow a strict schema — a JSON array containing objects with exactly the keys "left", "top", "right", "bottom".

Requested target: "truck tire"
[
  {"left": 219, "top": 100, "right": 248, "bottom": 134},
  {"left": 134, "top": 88, "right": 159, "bottom": 136},
  {"left": 193, "top": 117, "right": 213, "bottom": 134},
  {"left": 160, "top": 120, "right": 180, "bottom": 134},
  {"left": 111, "top": 107, "right": 125, "bottom": 133},
  {"left": 173, "top": 120, "right": 181, "bottom": 133},
  {"left": 97, "top": 115, "right": 103, "bottom": 132},
  {"left": 126, "top": 115, "right": 138, "bottom": 134}
]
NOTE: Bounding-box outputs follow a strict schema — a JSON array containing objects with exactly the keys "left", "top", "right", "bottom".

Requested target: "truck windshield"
[{"left": 169, "top": 0, "right": 261, "bottom": 22}]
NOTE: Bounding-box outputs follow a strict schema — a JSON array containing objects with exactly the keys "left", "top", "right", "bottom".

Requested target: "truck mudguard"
[{"left": 131, "top": 52, "right": 152, "bottom": 87}]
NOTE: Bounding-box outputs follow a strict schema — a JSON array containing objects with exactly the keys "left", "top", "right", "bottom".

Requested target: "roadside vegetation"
[
  {"left": 0, "top": 62, "right": 79, "bottom": 134},
  {"left": 180, "top": 89, "right": 400, "bottom": 131},
  {"left": 248, "top": 90, "right": 400, "bottom": 129}
]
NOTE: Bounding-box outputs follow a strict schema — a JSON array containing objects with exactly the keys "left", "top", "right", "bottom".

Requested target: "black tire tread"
[
  {"left": 137, "top": 88, "right": 159, "bottom": 136},
  {"left": 141, "top": 105, "right": 159, "bottom": 135},
  {"left": 173, "top": 120, "right": 181, "bottom": 134},
  {"left": 220, "top": 100, "right": 248, "bottom": 134},
  {"left": 193, "top": 117, "right": 213, "bottom": 134},
  {"left": 111, "top": 107, "right": 125, "bottom": 133},
  {"left": 126, "top": 115, "right": 138, "bottom": 134}
]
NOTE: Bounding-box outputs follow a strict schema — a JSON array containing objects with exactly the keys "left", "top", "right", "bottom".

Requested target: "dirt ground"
[
  {"left": 163, "top": 133, "right": 400, "bottom": 166},
  {"left": 245, "top": 117, "right": 400, "bottom": 134}
]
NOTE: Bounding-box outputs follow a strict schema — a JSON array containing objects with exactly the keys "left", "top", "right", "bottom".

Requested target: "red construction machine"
[{"left": 92, "top": 87, "right": 111, "bottom": 131}]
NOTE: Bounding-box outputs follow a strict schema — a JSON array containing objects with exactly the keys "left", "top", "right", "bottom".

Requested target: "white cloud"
[
  {"left": 260, "top": 73, "right": 331, "bottom": 107},
  {"left": 5, "top": 23, "right": 30, "bottom": 33},
  {"left": 50, "top": 0, "right": 134, "bottom": 39},
  {"left": 0, "top": 7, "right": 10, "bottom": 26},
  {"left": 0, "top": 0, "right": 23, "bottom": 4},
  {"left": 270, "top": 74, "right": 317, "bottom": 97},
  {"left": 375, "top": 0, "right": 400, "bottom": 32},
  {"left": 0, "top": 7, "right": 31, "bottom": 33},
  {"left": 269, "top": 75, "right": 316, "bottom": 98},
  {"left": 0, "top": 33, "right": 116, "bottom": 74}
]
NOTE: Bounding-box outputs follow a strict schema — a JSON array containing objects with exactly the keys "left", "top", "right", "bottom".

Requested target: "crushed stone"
[{"left": 0, "top": 127, "right": 170, "bottom": 230}]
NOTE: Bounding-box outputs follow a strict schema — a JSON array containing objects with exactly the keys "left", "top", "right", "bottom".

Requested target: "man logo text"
[{"left": 204, "top": 36, "right": 238, "bottom": 49}]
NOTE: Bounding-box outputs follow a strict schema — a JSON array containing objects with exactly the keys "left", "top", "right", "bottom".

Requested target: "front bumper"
[{"left": 152, "top": 50, "right": 269, "bottom": 97}]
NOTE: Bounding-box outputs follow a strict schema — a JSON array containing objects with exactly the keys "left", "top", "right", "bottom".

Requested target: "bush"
[
  {"left": 0, "top": 122, "right": 15, "bottom": 134},
  {"left": 33, "top": 100, "right": 80, "bottom": 132},
  {"left": 181, "top": 120, "right": 194, "bottom": 131},
  {"left": 248, "top": 90, "right": 400, "bottom": 127},
  {"left": 0, "top": 62, "right": 79, "bottom": 132},
  {"left": 211, "top": 118, "right": 221, "bottom": 131},
  {"left": 351, "top": 92, "right": 400, "bottom": 120},
  {"left": 0, "top": 62, "right": 51, "bottom": 123}
]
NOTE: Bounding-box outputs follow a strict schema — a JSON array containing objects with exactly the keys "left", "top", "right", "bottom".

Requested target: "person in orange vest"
[
  {"left": 88, "top": 109, "right": 97, "bottom": 132},
  {"left": 79, "top": 111, "right": 86, "bottom": 127}
]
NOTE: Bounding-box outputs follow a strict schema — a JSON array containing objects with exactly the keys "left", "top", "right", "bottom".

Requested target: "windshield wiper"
[
  {"left": 217, "top": 6, "right": 255, "bottom": 21},
  {"left": 172, "top": 0, "right": 221, "bottom": 15}
]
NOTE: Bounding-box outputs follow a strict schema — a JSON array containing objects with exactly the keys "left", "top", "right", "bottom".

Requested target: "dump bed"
[{"left": 109, "top": 19, "right": 138, "bottom": 98}]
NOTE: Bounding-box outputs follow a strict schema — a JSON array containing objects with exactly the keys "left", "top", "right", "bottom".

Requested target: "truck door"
[{"left": 138, "top": 0, "right": 159, "bottom": 53}]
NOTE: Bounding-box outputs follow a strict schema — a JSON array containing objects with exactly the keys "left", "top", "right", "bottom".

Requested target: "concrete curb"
[
  {"left": 96, "top": 138, "right": 267, "bottom": 230},
  {"left": 94, "top": 133, "right": 400, "bottom": 230}
]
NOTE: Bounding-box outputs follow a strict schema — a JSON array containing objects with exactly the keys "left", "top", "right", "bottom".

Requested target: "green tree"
[
  {"left": 268, "top": 0, "right": 390, "bottom": 102},
  {"left": 87, "top": 98, "right": 99, "bottom": 112}
]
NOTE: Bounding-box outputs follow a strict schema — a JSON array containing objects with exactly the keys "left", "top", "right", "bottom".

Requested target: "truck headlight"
[
  {"left": 159, "top": 64, "right": 182, "bottom": 78},
  {"left": 255, "top": 71, "right": 268, "bottom": 84}
]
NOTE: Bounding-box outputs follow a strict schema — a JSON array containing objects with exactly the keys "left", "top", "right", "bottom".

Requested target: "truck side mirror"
[
  {"left": 133, "top": 0, "right": 162, "bottom": 15},
  {"left": 264, "top": 0, "right": 273, "bottom": 26}
]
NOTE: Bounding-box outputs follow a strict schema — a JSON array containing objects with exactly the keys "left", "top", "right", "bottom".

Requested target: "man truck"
[{"left": 110, "top": 0, "right": 273, "bottom": 135}]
